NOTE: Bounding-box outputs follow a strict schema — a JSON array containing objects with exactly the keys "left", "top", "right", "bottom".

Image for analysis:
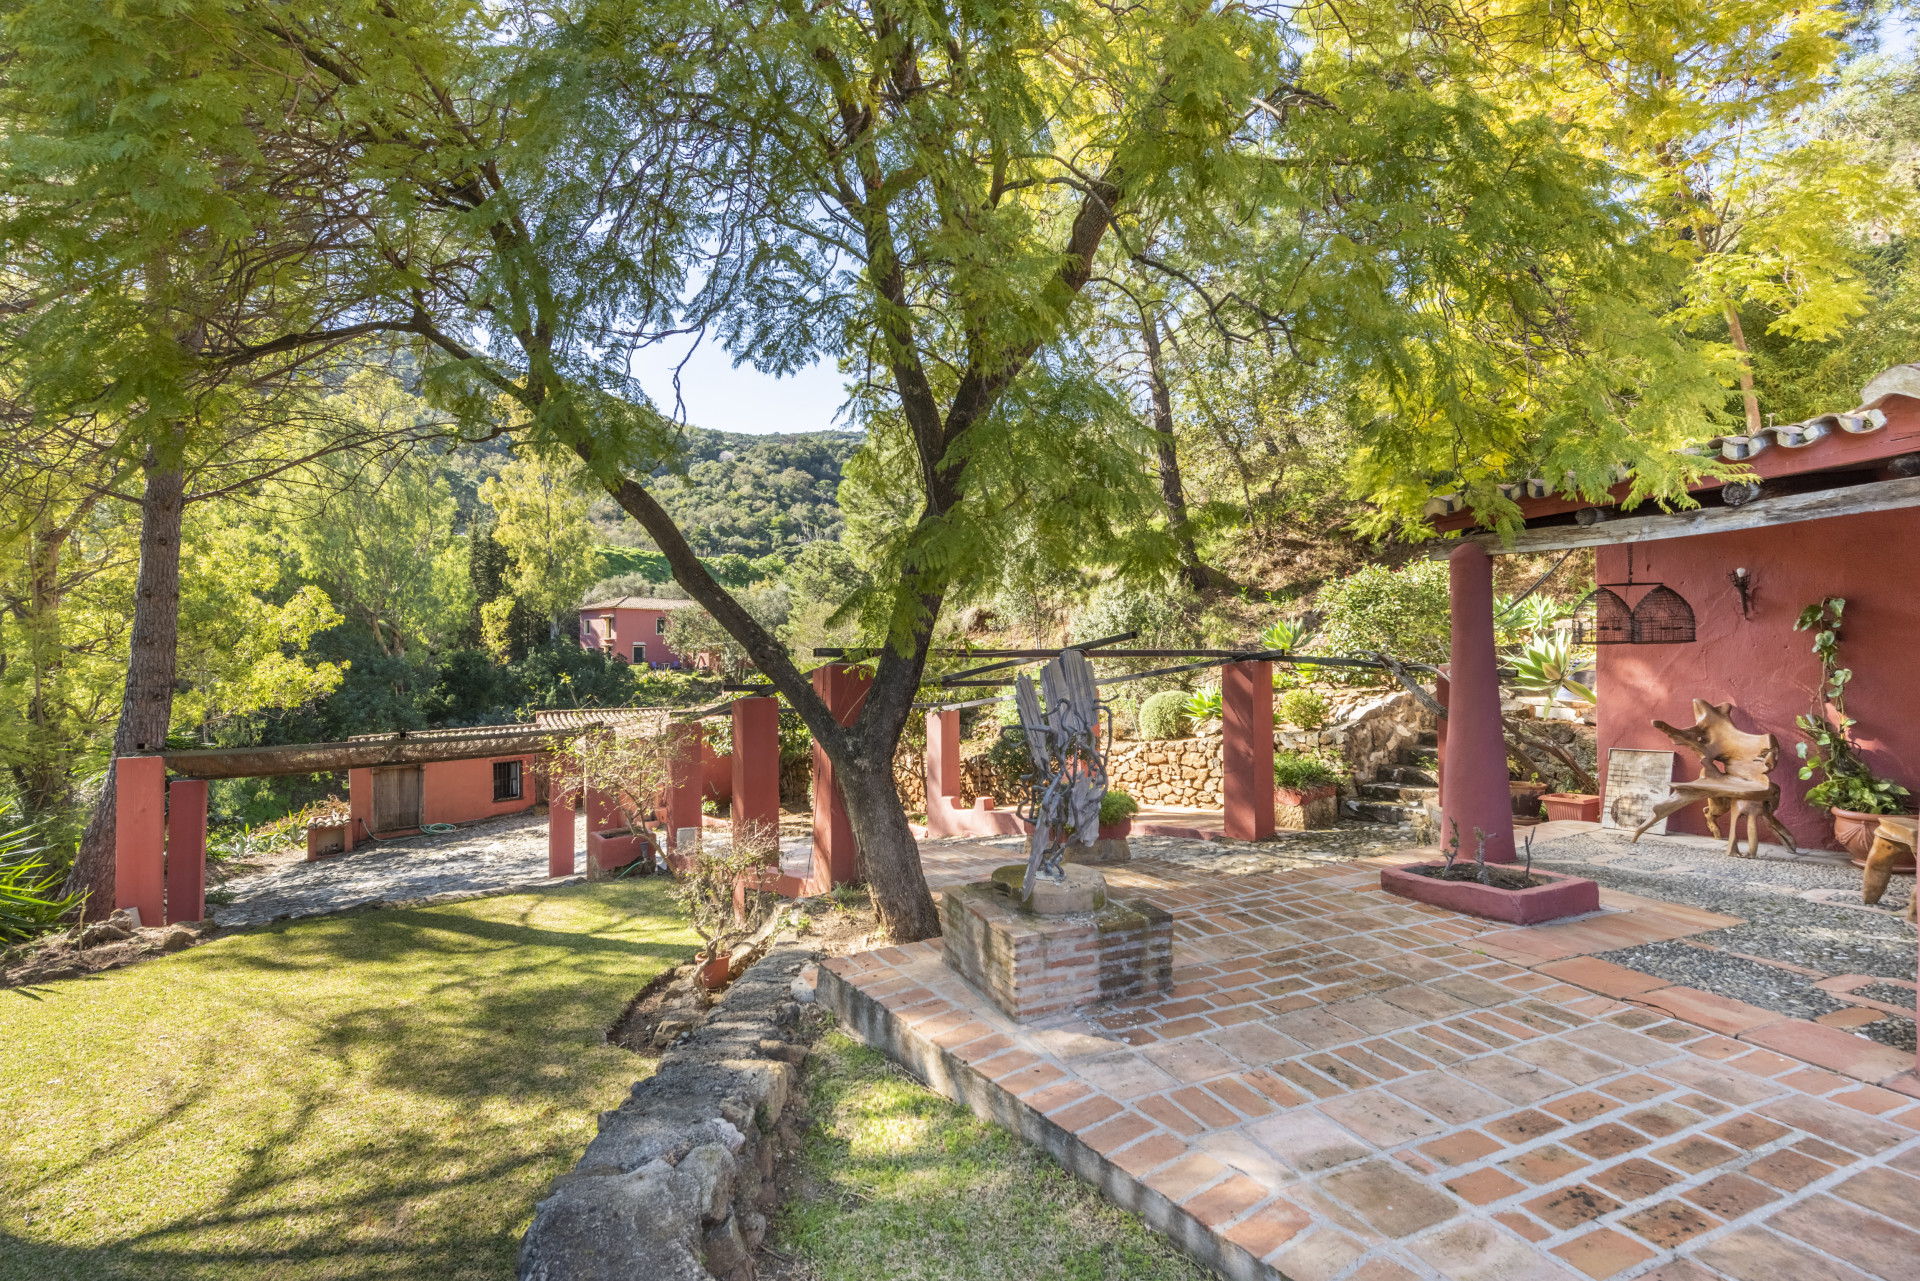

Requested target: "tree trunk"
[
  {"left": 1723, "top": 298, "right": 1764, "bottom": 435},
  {"left": 1142, "top": 315, "right": 1216, "bottom": 592},
  {"left": 834, "top": 741, "right": 941, "bottom": 941},
  {"left": 65, "top": 460, "right": 187, "bottom": 917}
]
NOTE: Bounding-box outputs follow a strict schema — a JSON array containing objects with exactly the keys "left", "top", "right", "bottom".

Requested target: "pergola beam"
[
  {"left": 156, "top": 726, "right": 589, "bottom": 779},
  {"left": 1461, "top": 475, "right": 1920, "bottom": 555}
]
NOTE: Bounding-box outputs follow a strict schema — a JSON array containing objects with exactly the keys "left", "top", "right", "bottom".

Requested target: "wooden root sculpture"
[
  {"left": 1862, "top": 815, "right": 1916, "bottom": 909},
  {"left": 1630, "top": 699, "right": 1796, "bottom": 859}
]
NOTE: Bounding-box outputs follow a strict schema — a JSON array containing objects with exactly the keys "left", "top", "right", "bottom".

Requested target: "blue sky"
[{"left": 628, "top": 338, "right": 853, "bottom": 436}]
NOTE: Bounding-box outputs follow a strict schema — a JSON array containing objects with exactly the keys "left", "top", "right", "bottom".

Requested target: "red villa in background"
[{"left": 578, "top": 595, "right": 696, "bottom": 667}]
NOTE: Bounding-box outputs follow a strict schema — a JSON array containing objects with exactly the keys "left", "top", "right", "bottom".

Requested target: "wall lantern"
[{"left": 1572, "top": 548, "right": 1696, "bottom": 645}]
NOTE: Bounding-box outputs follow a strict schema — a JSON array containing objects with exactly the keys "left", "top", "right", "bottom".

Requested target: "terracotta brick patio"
[{"left": 820, "top": 847, "right": 1919, "bottom": 1280}]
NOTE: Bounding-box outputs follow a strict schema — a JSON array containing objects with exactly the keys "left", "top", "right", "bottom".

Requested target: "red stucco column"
[
  {"left": 810, "top": 665, "right": 871, "bottom": 888},
  {"left": 923, "top": 709, "right": 963, "bottom": 838},
  {"left": 347, "top": 767, "right": 372, "bottom": 848},
  {"left": 1434, "top": 668, "right": 1450, "bottom": 807},
  {"left": 731, "top": 697, "right": 781, "bottom": 852},
  {"left": 113, "top": 756, "right": 166, "bottom": 926},
  {"left": 547, "top": 789, "right": 575, "bottom": 877},
  {"left": 1442, "top": 544, "right": 1516, "bottom": 863},
  {"left": 165, "top": 779, "right": 208, "bottom": 925},
  {"left": 1223, "top": 660, "right": 1276, "bottom": 842},
  {"left": 663, "top": 723, "right": 703, "bottom": 851}
]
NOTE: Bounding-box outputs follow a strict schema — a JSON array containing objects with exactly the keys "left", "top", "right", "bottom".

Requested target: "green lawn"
[
  {"left": 0, "top": 882, "right": 698, "bottom": 1281},
  {"left": 778, "top": 1033, "right": 1211, "bottom": 1281}
]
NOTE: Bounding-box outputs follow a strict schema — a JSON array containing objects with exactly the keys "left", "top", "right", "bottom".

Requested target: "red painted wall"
[
  {"left": 578, "top": 606, "right": 686, "bottom": 665},
  {"left": 421, "top": 756, "right": 540, "bottom": 826},
  {"left": 1595, "top": 508, "right": 1920, "bottom": 851}
]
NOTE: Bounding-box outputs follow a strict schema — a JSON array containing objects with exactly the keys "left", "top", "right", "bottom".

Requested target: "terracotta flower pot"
[
  {"left": 1275, "top": 784, "right": 1338, "bottom": 807},
  {"left": 1541, "top": 793, "right": 1601, "bottom": 823},
  {"left": 696, "top": 950, "right": 733, "bottom": 991},
  {"left": 1509, "top": 780, "right": 1548, "bottom": 817},
  {"left": 1830, "top": 807, "right": 1884, "bottom": 860},
  {"left": 1098, "top": 816, "right": 1133, "bottom": 841}
]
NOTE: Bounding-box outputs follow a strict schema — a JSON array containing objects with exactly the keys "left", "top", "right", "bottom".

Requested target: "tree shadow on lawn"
[{"left": 0, "top": 881, "right": 699, "bottom": 1281}]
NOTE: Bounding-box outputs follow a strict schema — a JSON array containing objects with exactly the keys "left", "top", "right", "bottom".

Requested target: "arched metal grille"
[
  {"left": 1630, "top": 584, "right": 1697, "bottom": 645},
  {"left": 1573, "top": 588, "right": 1633, "bottom": 646}
]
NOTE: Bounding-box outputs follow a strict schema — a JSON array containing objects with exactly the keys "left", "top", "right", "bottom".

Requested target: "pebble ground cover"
[{"left": 0, "top": 881, "right": 698, "bottom": 1281}]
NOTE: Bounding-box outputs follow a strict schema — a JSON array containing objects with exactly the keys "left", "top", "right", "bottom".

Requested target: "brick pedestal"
[{"left": 938, "top": 877, "right": 1172, "bottom": 1023}]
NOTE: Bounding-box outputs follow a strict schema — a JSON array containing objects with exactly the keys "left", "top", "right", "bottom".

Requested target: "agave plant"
[
  {"left": 1506, "top": 637, "right": 1595, "bottom": 703},
  {"left": 1184, "top": 686, "right": 1223, "bottom": 724},
  {"left": 0, "top": 827, "right": 83, "bottom": 942},
  {"left": 1494, "top": 594, "right": 1575, "bottom": 647},
  {"left": 1260, "top": 617, "right": 1316, "bottom": 652}
]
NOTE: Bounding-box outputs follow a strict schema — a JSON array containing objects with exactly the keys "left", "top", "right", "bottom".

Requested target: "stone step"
[
  {"left": 1397, "top": 744, "right": 1440, "bottom": 768},
  {"left": 1360, "top": 782, "right": 1439, "bottom": 804},
  {"left": 1382, "top": 765, "right": 1438, "bottom": 787},
  {"left": 1415, "top": 731, "right": 1438, "bottom": 748},
  {"left": 1345, "top": 798, "right": 1425, "bottom": 825}
]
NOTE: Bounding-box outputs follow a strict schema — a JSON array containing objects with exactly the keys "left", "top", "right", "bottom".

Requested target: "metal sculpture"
[{"left": 1006, "top": 648, "right": 1111, "bottom": 900}]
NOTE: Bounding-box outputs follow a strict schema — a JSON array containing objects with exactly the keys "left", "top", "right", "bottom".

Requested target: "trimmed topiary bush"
[
  {"left": 1277, "top": 689, "right": 1330, "bottom": 729},
  {"left": 1138, "top": 690, "right": 1192, "bottom": 740}
]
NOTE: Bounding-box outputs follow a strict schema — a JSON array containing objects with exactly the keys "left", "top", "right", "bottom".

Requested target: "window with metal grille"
[
  {"left": 655, "top": 615, "right": 669, "bottom": 635},
  {"left": 633, "top": 643, "right": 645, "bottom": 664},
  {"left": 492, "top": 759, "right": 523, "bottom": 801}
]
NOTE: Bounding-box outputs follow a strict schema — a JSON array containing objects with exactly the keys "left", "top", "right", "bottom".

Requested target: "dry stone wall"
[
  {"left": 1277, "top": 688, "right": 1437, "bottom": 785},
  {"left": 1106, "top": 737, "right": 1224, "bottom": 807}
]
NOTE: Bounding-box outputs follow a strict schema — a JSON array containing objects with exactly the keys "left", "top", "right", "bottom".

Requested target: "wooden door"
[{"left": 371, "top": 765, "right": 423, "bottom": 832}]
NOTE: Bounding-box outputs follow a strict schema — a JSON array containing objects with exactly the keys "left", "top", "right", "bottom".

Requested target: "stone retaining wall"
[
  {"left": 1106, "top": 737, "right": 1224, "bottom": 807},
  {"left": 1277, "top": 688, "right": 1436, "bottom": 784},
  {"left": 517, "top": 945, "right": 817, "bottom": 1281}
]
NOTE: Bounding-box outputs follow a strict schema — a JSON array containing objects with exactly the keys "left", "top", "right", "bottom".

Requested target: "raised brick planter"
[
  {"left": 939, "top": 877, "right": 1171, "bottom": 1023},
  {"left": 1379, "top": 861, "right": 1599, "bottom": 925}
]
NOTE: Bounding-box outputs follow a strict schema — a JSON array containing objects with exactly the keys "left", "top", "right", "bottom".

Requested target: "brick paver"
[{"left": 819, "top": 848, "right": 1920, "bottom": 1279}]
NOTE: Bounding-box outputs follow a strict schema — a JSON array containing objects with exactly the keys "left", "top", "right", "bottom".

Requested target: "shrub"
[
  {"left": 1277, "top": 689, "right": 1331, "bottom": 729},
  {"left": 1273, "top": 752, "right": 1341, "bottom": 791},
  {"left": 1315, "top": 561, "right": 1451, "bottom": 669},
  {"left": 1138, "top": 690, "right": 1192, "bottom": 740},
  {"left": 1, "top": 827, "right": 83, "bottom": 942},
  {"left": 1099, "top": 790, "right": 1139, "bottom": 827}
]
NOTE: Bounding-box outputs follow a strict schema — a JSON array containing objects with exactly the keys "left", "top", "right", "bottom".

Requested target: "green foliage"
[
  {"left": 1274, "top": 752, "right": 1341, "bottom": 791},
  {"left": 1277, "top": 689, "right": 1331, "bottom": 730},
  {"left": 1793, "top": 597, "right": 1909, "bottom": 814},
  {"left": 1261, "top": 618, "right": 1317, "bottom": 652},
  {"left": 1138, "top": 691, "right": 1192, "bottom": 741},
  {"left": 645, "top": 432, "right": 861, "bottom": 557},
  {"left": 1316, "top": 562, "right": 1453, "bottom": 670},
  {"left": 1098, "top": 790, "right": 1139, "bottom": 828},
  {"left": 481, "top": 451, "right": 600, "bottom": 639},
  {"left": 0, "top": 825, "right": 82, "bottom": 940},
  {"left": 1184, "top": 687, "right": 1222, "bottom": 724},
  {"left": 1494, "top": 595, "right": 1577, "bottom": 649},
  {"left": 1505, "top": 638, "right": 1596, "bottom": 704}
]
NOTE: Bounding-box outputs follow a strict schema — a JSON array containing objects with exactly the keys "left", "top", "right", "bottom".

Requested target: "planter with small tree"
[
  {"left": 1794, "top": 597, "right": 1913, "bottom": 865},
  {"left": 1381, "top": 825, "right": 1599, "bottom": 925},
  {"left": 668, "top": 819, "right": 784, "bottom": 991}
]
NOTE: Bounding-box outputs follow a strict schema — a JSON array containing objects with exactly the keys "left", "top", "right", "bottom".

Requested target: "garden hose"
[{"left": 421, "top": 823, "right": 457, "bottom": 834}]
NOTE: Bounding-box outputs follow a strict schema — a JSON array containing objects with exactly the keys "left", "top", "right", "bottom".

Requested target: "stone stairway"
[{"left": 1344, "top": 732, "right": 1439, "bottom": 831}]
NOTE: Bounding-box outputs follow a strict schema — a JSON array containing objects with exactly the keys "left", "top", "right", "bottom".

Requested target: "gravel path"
[
  {"left": 1530, "top": 830, "right": 1917, "bottom": 1051},
  {"left": 211, "top": 811, "right": 582, "bottom": 928}
]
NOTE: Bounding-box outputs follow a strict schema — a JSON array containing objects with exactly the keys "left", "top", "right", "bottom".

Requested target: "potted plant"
[
  {"left": 668, "top": 821, "right": 781, "bottom": 991},
  {"left": 1275, "top": 751, "right": 1341, "bottom": 830},
  {"left": 1794, "top": 598, "right": 1910, "bottom": 859},
  {"left": 1098, "top": 789, "right": 1138, "bottom": 841},
  {"left": 1541, "top": 793, "right": 1601, "bottom": 823}
]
